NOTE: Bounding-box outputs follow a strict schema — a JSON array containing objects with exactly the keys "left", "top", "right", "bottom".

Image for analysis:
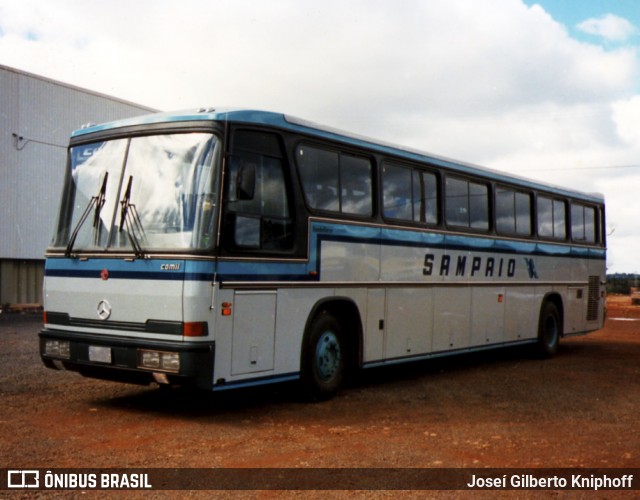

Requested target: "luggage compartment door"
[{"left": 231, "top": 291, "right": 276, "bottom": 375}]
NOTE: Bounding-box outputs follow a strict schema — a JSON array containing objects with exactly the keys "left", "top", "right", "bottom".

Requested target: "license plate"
[{"left": 89, "top": 346, "right": 112, "bottom": 364}]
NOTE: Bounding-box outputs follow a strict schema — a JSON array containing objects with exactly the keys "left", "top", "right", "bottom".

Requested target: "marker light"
[
  {"left": 221, "top": 302, "right": 232, "bottom": 316},
  {"left": 183, "top": 322, "right": 208, "bottom": 337}
]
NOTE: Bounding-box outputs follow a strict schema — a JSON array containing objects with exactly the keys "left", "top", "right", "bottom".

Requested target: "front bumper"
[{"left": 39, "top": 328, "right": 215, "bottom": 390}]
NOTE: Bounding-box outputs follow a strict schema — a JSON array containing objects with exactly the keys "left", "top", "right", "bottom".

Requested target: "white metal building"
[{"left": 0, "top": 65, "right": 155, "bottom": 307}]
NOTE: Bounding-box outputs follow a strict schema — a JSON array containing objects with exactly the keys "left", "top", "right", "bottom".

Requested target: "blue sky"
[
  {"left": 0, "top": 0, "right": 639, "bottom": 272},
  {"left": 525, "top": 0, "right": 640, "bottom": 46},
  {"left": 527, "top": 0, "right": 639, "bottom": 25}
]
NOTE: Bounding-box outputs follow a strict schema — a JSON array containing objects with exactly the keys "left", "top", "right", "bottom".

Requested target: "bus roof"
[{"left": 72, "top": 108, "right": 604, "bottom": 204}]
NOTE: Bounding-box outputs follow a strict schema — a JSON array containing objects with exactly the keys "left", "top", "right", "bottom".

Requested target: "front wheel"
[
  {"left": 536, "top": 301, "right": 561, "bottom": 358},
  {"left": 301, "top": 312, "right": 346, "bottom": 401}
]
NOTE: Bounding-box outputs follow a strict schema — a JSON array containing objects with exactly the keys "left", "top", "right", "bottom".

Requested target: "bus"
[{"left": 40, "top": 108, "right": 606, "bottom": 400}]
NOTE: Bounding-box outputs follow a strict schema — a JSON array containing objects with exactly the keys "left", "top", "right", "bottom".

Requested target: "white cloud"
[
  {"left": 1, "top": 0, "right": 639, "bottom": 271},
  {"left": 577, "top": 14, "right": 637, "bottom": 42},
  {"left": 612, "top": 95, "right": 640, "bottom": 145}
]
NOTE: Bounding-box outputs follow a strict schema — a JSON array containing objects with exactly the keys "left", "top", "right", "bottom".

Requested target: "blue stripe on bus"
[
  {"left": 310, "top": 222, "right": 606, "bottom": 261},
  {"left": 214, "top": 258, "right": 317, "bottom": 282},
  {"left": 44, "top": 258, "right": 214, "bottom": 281},
  {"left": 45, "top": 269, "right": 188, "bottom": 281},
  {"left": 45, "top": 258, "right": 184, "bottom": 272},
  {"left": 43, "top": 257, "right": 314, "bottom": 282}
]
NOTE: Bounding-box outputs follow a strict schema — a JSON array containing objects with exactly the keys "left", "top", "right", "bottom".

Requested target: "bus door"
[{"left": 221, "top": 129, "right": 293, "bottom": 375}]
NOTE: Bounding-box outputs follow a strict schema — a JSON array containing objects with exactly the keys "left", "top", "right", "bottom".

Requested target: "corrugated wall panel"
[
  {"left": 0, "top": 260, "right": 43, "bottom": 305},
  {"left": 0, "top": 69, "right": 20, "bottom": 258},
  {"left": 18, "top": 76, "right": 85, "bottom": 259}
]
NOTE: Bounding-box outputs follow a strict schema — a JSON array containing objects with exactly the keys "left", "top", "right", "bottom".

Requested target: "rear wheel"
[
  {"left": 301, "top": 312, "right": 346, "bottom": 401},
  {"left": 536, "top": 301, "right": 561, "bottom": 358}
]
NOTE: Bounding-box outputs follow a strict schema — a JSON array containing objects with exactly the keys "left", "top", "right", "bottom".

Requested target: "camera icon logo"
[{"left": 8, "top": 470, "right": 40, "bottom": 488}]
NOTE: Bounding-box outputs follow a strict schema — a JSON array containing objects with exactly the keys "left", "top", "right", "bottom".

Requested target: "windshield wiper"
[
  {"left": 65, "top": 172, "right": 109, "bottom": 257},
  {"left": 119, "top": 175, "right": 146, "bottom": 258}
]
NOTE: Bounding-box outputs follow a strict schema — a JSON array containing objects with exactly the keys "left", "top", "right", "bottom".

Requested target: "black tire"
[
  {"left": 301, "top": 312, "right": 346, "bottom": 401},
  {"left": 536, "top": 301, "right": 561, "bottom": 358}
]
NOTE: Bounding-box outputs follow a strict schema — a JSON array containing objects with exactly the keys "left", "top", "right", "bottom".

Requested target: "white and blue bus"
[{"left": 40, "top": 108, "right": 606, "bottom": 400}]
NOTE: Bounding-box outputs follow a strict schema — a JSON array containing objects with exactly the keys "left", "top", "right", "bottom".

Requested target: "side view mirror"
[{"left": 236, "top": 164, "right": 256, "bottom": 200}]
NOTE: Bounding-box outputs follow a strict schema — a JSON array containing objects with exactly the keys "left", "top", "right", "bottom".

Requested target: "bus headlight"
[
  {"left": 160, "top": 352, "right": 180, "bottom": 372},
  {"left": 44, "top": 340, "right": 71, "bottom": 359},
  {"left": 138, "top": 350, "right": 180, "bottom": 373}
]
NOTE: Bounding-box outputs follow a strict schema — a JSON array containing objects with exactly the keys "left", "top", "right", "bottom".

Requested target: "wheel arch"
[
  {"left": 541, "top": 292, "right": 564, "bottom": 337},
  {"left": 302, "top": 296, "right": 363, "bottom": 370}
]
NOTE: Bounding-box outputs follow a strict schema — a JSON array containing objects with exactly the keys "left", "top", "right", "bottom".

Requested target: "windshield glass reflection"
[{"left": 52, "top": 133, "right": 219, "bottom": 253}]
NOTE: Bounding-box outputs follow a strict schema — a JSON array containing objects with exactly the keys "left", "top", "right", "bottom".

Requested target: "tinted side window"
[
  {"left": 382, "top": 163, "right": 439, "bottom": 224},
  {"left": 446, "top": 177, "right": 467, "bottom": 227},
  {"left": 553, "top": 200, "right": 566, "bottom": 239},
  {"left": 496, "top": 188, "right": 515, "bottom": 233},
  {"left": 225, "top": 131, "right": 293, "bottom": 251},
  {"left": 296, "top": 147, "right": 339, "bottom": 211},
  {"left": 515, "top": 192, "right": 532, "bottom": 234},
  {"left": 421, "top": 172, "right": 439, "bottom": 225},
  {"left": 297, "top": 145, "right": 372, "bottom": 216},
  {"left": 571, "top": 203, "right": 597, "bottom": 243},
  {"left": 341, "top": 155, "right": 372, "bottom": 215},
  {"left": 469, "top": 182, "right": 489, "bottom": 230},
  {"left": 537, "top": 196, "right": 566, "bottom": 240},
  {"left": 382, "top": 164, "right": 412, "bottom": 220},
  {"left": 537, "top": 197, "right": 553, "bottom": 237},
  {"left": 446, "top": 177, "right": 488, "bottom": 230},
  {"left": 496, "top": 187, "right": 531, "bottom": 235}
]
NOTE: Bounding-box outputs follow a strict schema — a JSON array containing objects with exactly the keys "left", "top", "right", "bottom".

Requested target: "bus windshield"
[{"left": 52, "top": 132, "right": 219, "bottom": 253}]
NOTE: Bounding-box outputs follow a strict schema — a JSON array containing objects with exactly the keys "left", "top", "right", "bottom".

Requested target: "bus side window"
[
  {"left": 515, "top": 192, "right": 532, "bottom": 235},
  {"left": 421, "top": 171, "right": 439, "bottom": 225},
  {"left": 225, "top": 131, "right": 293, "bottom": 251},
  {"left": 598, "top": 207, "right": 606, "bottom": 246},
  {"left": 496, "top": 187, "right": 531, "bottom": 236},
  {"left": 537, "top": 196, "right": 566, "bottom": 240},
  {"left": 446, "top": 177, "right": 489, "bottom": 230},
  {"left": 297, "top": 146, "right": 340, "bottom": 211},
  {"left": 383, "top": 164, "right": 412, "bottom": 220},
  {"left": 571, "top": 202, "right": 597, "bottom": 244},
  {"left": 585, "top": 207, "right": 596, "bottom": 244},
  {"left": 382, "top": 163, "right": 439, "bottom": 224},
  {"left": 297, "top": 145, "right": 372, "bottom": 216},
  {"left": 341, "top": 155, "right": 372, "bottom": 216}
]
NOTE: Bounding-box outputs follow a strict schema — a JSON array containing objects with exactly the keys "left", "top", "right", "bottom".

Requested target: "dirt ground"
[{"left": 1, "top": 296, "right": 639, "bottom": 496}]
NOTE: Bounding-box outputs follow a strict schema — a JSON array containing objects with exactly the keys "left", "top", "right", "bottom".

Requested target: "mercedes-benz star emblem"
[{"left": 97, "top": 300, "right": 112, "bottom": 320}]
